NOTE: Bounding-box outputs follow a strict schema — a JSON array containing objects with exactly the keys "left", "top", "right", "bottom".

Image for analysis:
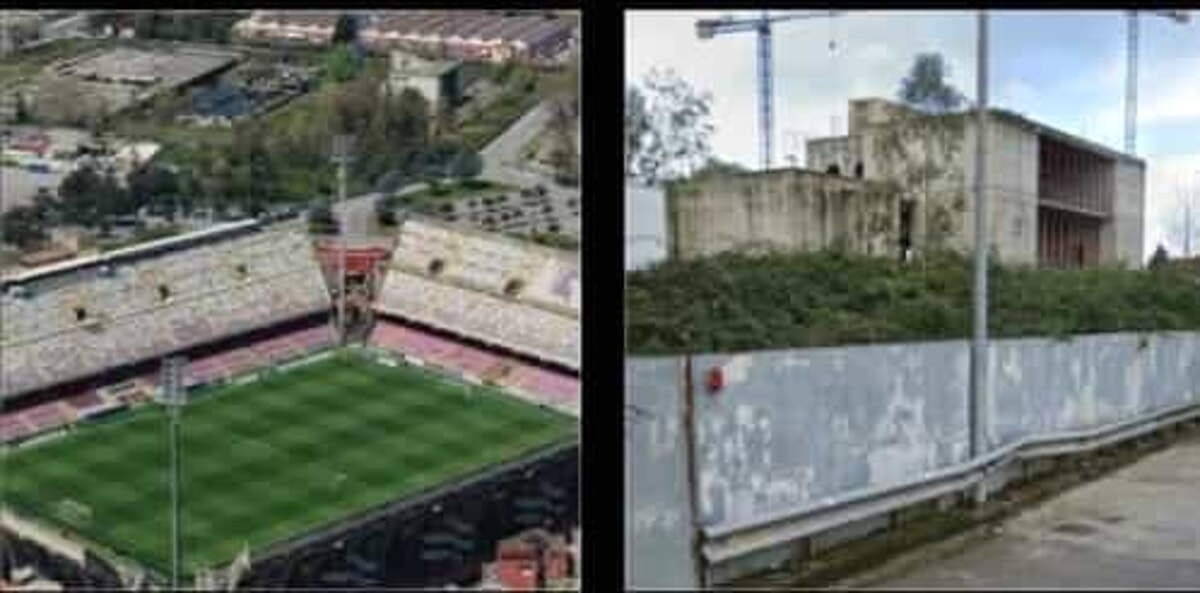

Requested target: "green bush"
[{"left": 627, "top": 251, "right": 1200, "bottom": 355}]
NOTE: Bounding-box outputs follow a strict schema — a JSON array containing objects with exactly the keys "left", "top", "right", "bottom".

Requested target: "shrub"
[{"left": 627, "top": 251, "right": 1200, "bottom": 355}]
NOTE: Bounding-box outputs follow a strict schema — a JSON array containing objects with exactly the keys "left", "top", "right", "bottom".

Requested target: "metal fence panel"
[
  {"left": 987, "top": 332, "right": 1200, "bottom": 448},
  {"left": 626, "top": 331, "right": 1200, "bottom": 583},
  {"left": 625, "top": 357, "right": 698, "bottom": 589},
  {"left": 690, "top": 342, "right": 972, "bottom": 530}
]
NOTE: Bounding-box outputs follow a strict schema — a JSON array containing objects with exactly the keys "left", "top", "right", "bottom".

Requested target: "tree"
[
  {"left": 898, "top": 53, "right": 966, "bottom": 114},
  {"left": 447, "top": 149, "right": 483, "bottom": 180},
  {"left": 13, "top": 93, "right": 30, "bottom": 124},
  {"left": 1, "top": 206, "right": 48, "bottom": 249},
  {"left": 307, "top": 203, "right": 338, "bottom": 235},
  {"left": 58, "top": 165, "right": 105, "bottom": 225},
  {"left": 322, "top": 45, "right": 361, "bottom": 84},
  {"left": 1148, "top": 244, "right": 1171, "bottom": 269},
  {"left": 545, "top": 98, "right": 579, "bottom": 185},
  {"left": 625, "top": 68, "right": 714, "bottom": 183},
  {"left": 1164, "top": 182, "right": 1199, "bottom": 257},
  {"left": 332, "top": 14, "right": 357, "bottom": 45},
  {"left": 128, "top": 165, "right": 181, "bottom": 213},
  {"left": 32, "top": 188, "right": 59, "bottom": 223},
  {"left": 624, "top": 86, "right": 649, "bottom": 176}
]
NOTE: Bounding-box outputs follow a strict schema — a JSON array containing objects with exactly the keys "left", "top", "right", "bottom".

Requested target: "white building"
[{"left": 385, "top": 51, "right": 460, "bottom": 113}]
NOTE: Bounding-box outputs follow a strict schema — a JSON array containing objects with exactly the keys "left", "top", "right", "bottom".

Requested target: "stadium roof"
[{"left": 1, "top": 220, "right": 259, "bottom": 287}]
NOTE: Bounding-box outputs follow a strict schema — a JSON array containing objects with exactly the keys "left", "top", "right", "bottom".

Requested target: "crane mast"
[
  {"left": 1126, "top": 10, "right": 1189, "bottom": 156},
  {"left": 696, "top": 11, "right": 840, "bottom": 171}
]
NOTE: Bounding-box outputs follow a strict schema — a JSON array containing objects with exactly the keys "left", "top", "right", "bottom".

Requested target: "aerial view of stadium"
[
  {"left": 1, "top": 7, "right": 580, "bottom": 590},
  {"left": 0, "top": 217, "right": 581, "bottom": 589}
]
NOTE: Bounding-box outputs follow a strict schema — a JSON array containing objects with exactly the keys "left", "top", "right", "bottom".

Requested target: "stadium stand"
[
  {"left": 369, "top": 316, "right": 579, "bottom": 416},
  {"left": 184, "top": 324, "right": 335, "bottom": 386},
  {"left": 0, "top": 223, "right": 333, "bottom": 400},
  {"left": 375, "top": 219, "right": 580, "bottom": 373}
]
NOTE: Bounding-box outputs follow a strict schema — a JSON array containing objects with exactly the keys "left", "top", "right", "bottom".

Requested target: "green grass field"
[{"left": 1, "top": 350, "right": 576, "bottom": 578}]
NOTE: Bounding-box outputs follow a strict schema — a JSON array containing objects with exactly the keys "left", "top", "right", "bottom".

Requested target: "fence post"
[{"left": 681, "top": 354, "right": 707, "bottom": 587}]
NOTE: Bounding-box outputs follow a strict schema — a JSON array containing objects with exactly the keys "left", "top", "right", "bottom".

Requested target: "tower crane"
[
  {"left": 696, "top": 10, "right": 840, "bottom": 171},
  {"left": 1125, "top": 10, "right": 1189, "bottom": 155}
]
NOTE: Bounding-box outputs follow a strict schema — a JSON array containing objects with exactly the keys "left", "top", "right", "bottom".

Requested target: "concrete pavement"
[{"left": 857, "top": 436, "right": 1200, "bottom": 589}]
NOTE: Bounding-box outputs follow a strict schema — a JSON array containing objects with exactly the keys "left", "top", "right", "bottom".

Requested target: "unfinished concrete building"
[{"left": 669, "top": 98, "right": 1145, "bottom": 268}]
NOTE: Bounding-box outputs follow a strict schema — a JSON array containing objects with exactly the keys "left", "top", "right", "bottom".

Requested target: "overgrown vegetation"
[
  {"left": 627, "top": 251, "right": 1200, "bottom": 355},
  {"left": 457, "top": 63, "right": 542, "bottom": 149}
]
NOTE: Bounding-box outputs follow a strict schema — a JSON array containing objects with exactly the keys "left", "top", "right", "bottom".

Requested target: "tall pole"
[
  {"left": 170, "top": 393, "right": 180, "bottom": 587},
  {"left": 969, "top": 11, "right": 990, "bottom": 475},
  {"left": 1125, "top": 12, "right": 1138, "bottom": 155},
  {"left": 160, "top": 356, "right": 186, "bottom": 588},
  {"left": 332, "top": 135, "right": 353, "bottom": 345},
  {"left": 757, "top": 12, "right": 773, "bottom": 171}
]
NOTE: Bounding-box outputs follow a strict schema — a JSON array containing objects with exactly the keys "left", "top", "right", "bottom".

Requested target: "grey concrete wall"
[
  {"left": 689, "top": 342, "right": 971, "bottom": 529},
  {"left": 625, "top": 357, "right": 699, "bottom": 589},
  {"left": 668, "top": 170, "right": 892, "bottom": 260},
  {"left": 627, "top": 331, "right": 1200, "bottom": 549},
  {"left": 1110, "top": 159, "right": 1146, "bottom": 267},
  {"left": 959, "top": 117, "right": 1040, "bottom": 265},
  {"left": 988, "top": 332, "right": 1200, "bottom": 448},
  {"left": 625, "top": 180, "right": 667, "bottom": 271}
]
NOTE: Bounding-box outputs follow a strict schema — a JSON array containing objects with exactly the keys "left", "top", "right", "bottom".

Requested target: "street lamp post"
[
  {"left": 331, "top": 135, "right": 355, "bottom": 344},
  {"left": 969, "top": 11, "right": 990, "bottom": 501}
]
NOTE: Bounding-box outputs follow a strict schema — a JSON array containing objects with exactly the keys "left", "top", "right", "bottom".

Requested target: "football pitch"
[{"left": 0, "top": 350, "right": 577, "bottom": 577}]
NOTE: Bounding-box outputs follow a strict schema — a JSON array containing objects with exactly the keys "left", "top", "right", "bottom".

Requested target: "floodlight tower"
[
  {"left": 331, "top": 135, "right": 355, "bottom": 344},
  {"left": 159, "top": 356, "right": 188, "bottom": 589}
]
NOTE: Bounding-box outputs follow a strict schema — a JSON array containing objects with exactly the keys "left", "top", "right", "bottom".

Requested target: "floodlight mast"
[
  {"left": 332, "top": 135, "right": 354, "bottom": 345},
  {"left": 160, "top": 356, "right": 187, "bottom": 588}
]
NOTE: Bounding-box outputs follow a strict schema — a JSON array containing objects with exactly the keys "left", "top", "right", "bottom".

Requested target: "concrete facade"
[
  {"left": 667, "top": 169, "right": 894, "bottom": 260},
  {"left": 385, "top": 51, "right": 460, "bottom": 113},
  {"left": 669, "top": 98, "right": 1146, "bottom": 268}
]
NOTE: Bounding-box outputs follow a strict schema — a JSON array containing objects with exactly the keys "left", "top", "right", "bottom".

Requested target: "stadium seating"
[
  {"left": 185, "top": 325, "right": 336, "bottom": 386},
  {"left": 1, "top": 228, "right": 332, "bottom": 399},
  {"left": 368, "top": 320, "right": 579, "bottom": 416},
  {"left": 391, "top": 220, "right": 581, "bottom": 316},
  {"left": 378, "top": 220, "right": 580, "bottom": 371}
]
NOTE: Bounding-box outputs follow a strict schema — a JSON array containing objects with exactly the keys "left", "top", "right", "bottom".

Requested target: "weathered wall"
[
  {"left": 805, "top": 99, "right": 1153, "bottom": 268},
  {"left": 667, "top": 170, "right": 894, "bottom": 260},
  {"left": 624, "top": 357, "right": 698, "bottom": 589},
  {"left": 1108, "top": 158, "right": 1146, "bottom": 267},
  {"left": 690, "top": 342, "right": 971, "bottom": 529},
  {"left": 627, "top": 331, "right": 1200, "bottom": 553},
  {"left": 625, "top": 180, "right": 667, "bottom": 271},
  {"left": 988, "top": 332, "right": 1200, "bottom": 448}
]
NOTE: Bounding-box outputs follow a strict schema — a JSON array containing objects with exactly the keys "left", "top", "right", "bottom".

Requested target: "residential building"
[
  {"left": 232, "top": 11, "right": 340, "bottom": 46},
  {"left": 360, "top": 11, "right": 573, "bottom": 64}
]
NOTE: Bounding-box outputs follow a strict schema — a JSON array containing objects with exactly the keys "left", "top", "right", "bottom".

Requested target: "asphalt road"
[{"left": 855, "top": 436, "right": 1200, "bottom": 589}]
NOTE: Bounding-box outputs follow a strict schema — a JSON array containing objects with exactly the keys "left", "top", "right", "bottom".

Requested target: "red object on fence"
[{"left": 706, "top": 366, "right": 724, "bottom": 395}]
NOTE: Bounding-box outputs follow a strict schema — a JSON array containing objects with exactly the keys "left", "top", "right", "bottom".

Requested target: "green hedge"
[{"left": 626, "top": 251, "right": 1200, "bottom": 355}]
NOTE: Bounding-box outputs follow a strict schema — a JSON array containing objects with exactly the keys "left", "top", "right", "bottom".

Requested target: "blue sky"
[{"left": 626, "top": 10, "right": 1200, "bottom": 258}]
